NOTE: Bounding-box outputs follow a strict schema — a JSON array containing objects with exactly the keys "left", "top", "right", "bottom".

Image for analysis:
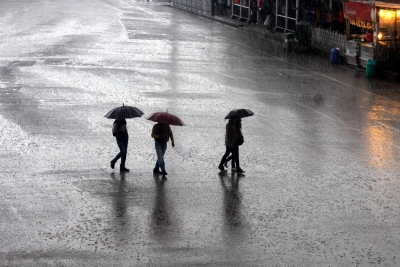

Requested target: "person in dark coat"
[
  {"left": 151, "top": 122, "right": 175, "bottom": 176},
  {"left": 249, "top": 0, "right": 258, "bottom": 25},
  {"left": 224, "top": 118, "right": 244, "bottom": 173},
  {"left": 110, "top": 119, "right": 130, "bottom": 172},
  {"left": 218, "top": 117, "right": 244, "bottom": 173}
]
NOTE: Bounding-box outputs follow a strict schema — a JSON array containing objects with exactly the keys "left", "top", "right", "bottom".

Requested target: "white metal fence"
[{"left": 311, "top": 27, "right": 347, "bottom": 53}]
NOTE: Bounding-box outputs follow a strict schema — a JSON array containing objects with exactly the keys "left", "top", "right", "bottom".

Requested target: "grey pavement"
[
  {"left": 1, "top": 0, "right": 400, "bottom": 266},
  {"left": 181, "top": 6, "right": 284, "bottom": 42}
]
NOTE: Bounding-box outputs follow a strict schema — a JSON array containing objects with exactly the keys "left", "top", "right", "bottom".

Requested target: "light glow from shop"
[{"left": 379, "top": 9, "right": 395, "bottom": 24}]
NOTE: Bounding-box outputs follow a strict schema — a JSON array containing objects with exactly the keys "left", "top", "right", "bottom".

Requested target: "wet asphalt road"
[{"left": 1, "top": 0, "right": 400, "bottom": 266}]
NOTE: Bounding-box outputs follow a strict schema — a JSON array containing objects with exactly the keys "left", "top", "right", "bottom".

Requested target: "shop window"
[
  {"left": 379, "top": 9, "right": 396, "bottom": 41},
  {"left": 397, "top": 10, "right": 400, "bottom": 39}
]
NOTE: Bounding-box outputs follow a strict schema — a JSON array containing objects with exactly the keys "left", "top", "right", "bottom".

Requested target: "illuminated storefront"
[{"left": 344, "top": 1, "right": 400, "bottom": 69}]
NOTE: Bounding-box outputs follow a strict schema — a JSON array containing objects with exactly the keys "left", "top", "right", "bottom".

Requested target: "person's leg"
[
  {"left": 232, "top": 145, "right": 239, "bottom": 169},
  {"left": 155, "top": 141, "right": 166, "bottom": 173},
  {"left": 154, "top": 158, "right": 159, "bottom": 172},
  {"left": 225, "top": 154, "right": 235, "bottom": 168},
  {"left": 154, "top": 142, "right": 160, "bottom": 172},
  {"left": 120, "top": 138, "right": 128, "bottom": 169},
  {"left": 160, "top": 142, "right": 167, "bottom": 173},
  {"left": 225, "top": 154, "right": 232, "bottom": 167},
  {"left": 233, "top": 145, "right": 244, "bottom": 172},
  {"left": 112, "top": 138, "right": 124, "bottom": 165},
  {"left": 155, "top": 141, "right": 162, "bottom": 170},
  {"left": 219, "top": 147, "right": 232, "bottom": 170}
]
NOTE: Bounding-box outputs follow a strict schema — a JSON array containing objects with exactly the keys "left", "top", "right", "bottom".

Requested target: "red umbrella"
[{"left": 146, "top": 112, "right": 185, "bottom": 126}]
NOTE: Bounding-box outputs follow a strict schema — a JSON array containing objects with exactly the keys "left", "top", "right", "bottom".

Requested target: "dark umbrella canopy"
[
  {"left": 147, "top": 112, "right": 185, "bottom": 126},
  {"left": 104, "top": 104, "right": 144, "bottom": 119},
  {"left": 225, "top": 109, "right": 254, "bottom": 119}
]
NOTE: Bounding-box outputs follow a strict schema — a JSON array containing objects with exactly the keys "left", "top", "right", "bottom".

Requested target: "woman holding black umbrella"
[
  {"left": 110, "top": 119, "right": 130, "bottom": 172},
  {"left": 105, "top": 104, "right": 144, "bottom": 173}
]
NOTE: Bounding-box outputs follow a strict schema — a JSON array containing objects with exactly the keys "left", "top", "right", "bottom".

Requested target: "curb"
[
  {"left": 170, "top": 4, "right": 399, "bottom": 82},
  {"left": 167, "top": 4, "right": 245, "bottom": 28}
]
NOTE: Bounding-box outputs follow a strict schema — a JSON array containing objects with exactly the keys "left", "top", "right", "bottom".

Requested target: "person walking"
[
  {"left": 249, "top": 0, "right": 258, "bottom": 25},
  {"left": 151, "top": 122, "right": 175, "bottom": 175},
  {"left": 110, "top": 119, "right": 130, "bottom": 172},
  {"left": 218, "top": 117, "right": 244, "bottom": 173},
  {"left": 223, "top": 118, "right": 244, "bottom": 173},
  {"left": 263, "top": 0, "right": 274, "bottom": 31},
  {"left": 234, "top": 118, "right": 244, "bottom": 173}
]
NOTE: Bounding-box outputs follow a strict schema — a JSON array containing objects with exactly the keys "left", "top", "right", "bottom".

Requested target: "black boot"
[
  {"left": 236, "top": 167, "right": 245, "bottom": 173},
  {"left": 120, "top": 165, "right": 129, "bottom": 172}
]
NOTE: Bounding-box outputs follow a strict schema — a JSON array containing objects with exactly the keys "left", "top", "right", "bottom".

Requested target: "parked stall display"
[{"left": 344, "top": 1, "right": 400, "bottom": 71}]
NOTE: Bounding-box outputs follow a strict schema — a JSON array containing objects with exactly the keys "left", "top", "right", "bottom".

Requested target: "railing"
[
  {"left": 275, "top": 15, "right": 296, "bottom": 32},
  {"left": 311, "top": 27, "right": 347, "bottom": 53},
  {"left": 172, "top": 0, "right": 212, "bottom": 16},
  {"left": 232, "top": 4, "right": 249, "bottom": 21}
]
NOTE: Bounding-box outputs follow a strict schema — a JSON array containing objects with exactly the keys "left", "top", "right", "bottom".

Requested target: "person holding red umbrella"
[
  {"left": 147, "top": 111, "right": 184, "bottom": 176},
  {"left": 151, "top": 123, "right": 175, "bottom": 175}
]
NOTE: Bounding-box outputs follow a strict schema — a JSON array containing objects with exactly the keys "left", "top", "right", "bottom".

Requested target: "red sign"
[{"left": 343, "top": 2, "right": 374, "bottom": 23}]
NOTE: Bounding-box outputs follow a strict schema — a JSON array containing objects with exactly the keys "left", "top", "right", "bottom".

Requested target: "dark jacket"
[
  {"left": 151, "top": 123, "right": 174, "bottom": 143},
  {"left": 225, "top": 120, "right": 237, "bottom": 148},
  {"left": 113, "top": 119, "right": 128, "bottom": 140}
]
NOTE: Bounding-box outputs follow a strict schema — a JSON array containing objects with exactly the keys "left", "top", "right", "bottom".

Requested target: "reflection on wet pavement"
[{"left": 1, "top": 0, "right": 400, "bottom": 265}]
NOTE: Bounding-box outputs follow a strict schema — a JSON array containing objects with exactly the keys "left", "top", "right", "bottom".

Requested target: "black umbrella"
[
  {"left": 225, "top": 109, "right": 254, "bottom": 119},
  {"left": 104, "top": 104, "right": 144, "bottom": 119}
]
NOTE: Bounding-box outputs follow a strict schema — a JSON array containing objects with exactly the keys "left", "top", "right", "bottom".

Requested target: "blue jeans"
[
  {"left": 112, "top": 137, "right": 128, "bottom": 168},
  {"left": 154, "top": 141, "right": 167, "bottom": 172}
]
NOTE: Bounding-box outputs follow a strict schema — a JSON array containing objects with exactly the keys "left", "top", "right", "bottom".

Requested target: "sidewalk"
[
  {"left": 205, "top": 9, "right": 284, "bottom": 43},
  {"left": 164, "top": 3, "right": 281, "bottom": 39},
  {"left": 171, "top": 4, "right": 400, "bottom": 82},
  {"left": 171, "top": 5, "right": 318, "bottom": 56}
]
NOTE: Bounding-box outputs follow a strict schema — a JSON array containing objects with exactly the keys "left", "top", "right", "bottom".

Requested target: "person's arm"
[
  {"left": 168, "top": 125, "right": 175, "bottom": 147},
  {"left": 151, "top": 125, "right": 159, "bottom": 139}
]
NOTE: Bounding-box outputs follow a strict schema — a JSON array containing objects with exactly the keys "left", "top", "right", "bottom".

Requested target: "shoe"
[
  {"left": 110, "top": 161, "right": 115, "bottom": 169},
  {"left": 223, "top": 162, "right": 228, "bottom": 168},
  {"left": 153, "top": 168, "right": 160, "bottom": 173},
  {"left": 218, "top": 165, "right": 225, "bottom": 171},
  {"left": 237, "top": 168, "right": 245, "bottom": 173},
  {"left": 120, "top": 167, "right": 130, "bottom": 172},
  {"left": 161, "top": 171, "right": 168, "bottom": 175},
  {"left": 231, "top": 167, "right": 237, "bottom": 171}
]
